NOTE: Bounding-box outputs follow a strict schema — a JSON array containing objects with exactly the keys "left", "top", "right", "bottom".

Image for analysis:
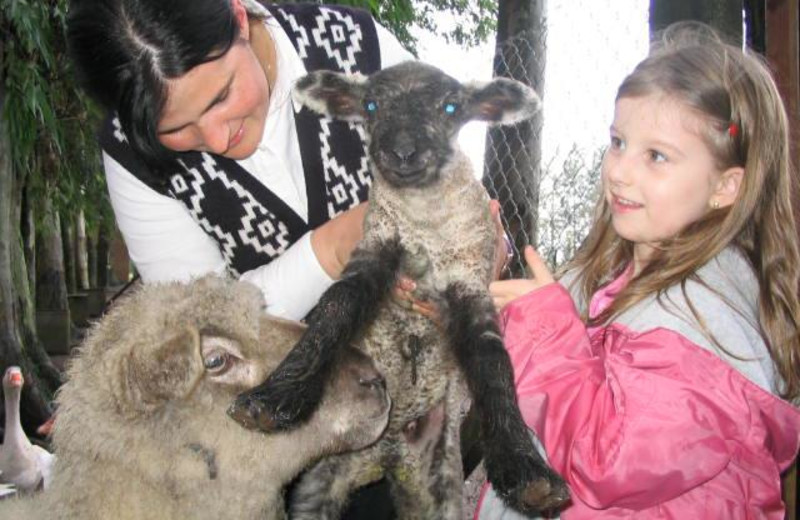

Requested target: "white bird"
[
  {"left": 0, "top": 472, "right": 16, "bottom": 499},
  {"left": 0, "top": 367, "right": 54, "bottom": 493}
]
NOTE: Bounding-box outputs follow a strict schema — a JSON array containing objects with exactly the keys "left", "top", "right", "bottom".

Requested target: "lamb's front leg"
[
  {"left": 442, "top": 283, "right": 570, "bottom": 515},
  {"left": 228, "top": 238, "right": 403, "bottom": 432}
]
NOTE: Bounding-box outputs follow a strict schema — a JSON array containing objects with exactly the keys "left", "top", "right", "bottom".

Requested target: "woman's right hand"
[
  {"left": 310, "top": 202, "right": 368, "bottom": 279},
  {"left": 490, "top": 245, "right": 555, "bottom": 311}
]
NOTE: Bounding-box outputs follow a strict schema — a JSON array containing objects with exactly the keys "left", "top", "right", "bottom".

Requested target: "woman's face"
[{"left": 156, "top": 34, "right": 270, "bottom": 160}]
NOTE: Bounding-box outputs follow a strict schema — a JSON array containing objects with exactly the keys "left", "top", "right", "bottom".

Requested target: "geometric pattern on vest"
[
  {"left": 169, "top": 154, "right": 293, "bottom": 276},
  {"left": 272, "top": 3, "right": 380, "bottom": 229},
  {"left": 98, "top": 4, "right": 382, "bottom": 277}
]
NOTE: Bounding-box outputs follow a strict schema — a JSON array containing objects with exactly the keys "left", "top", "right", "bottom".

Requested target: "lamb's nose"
[{"left": 391, "top": 140, "right": 416, "bottom": 163}]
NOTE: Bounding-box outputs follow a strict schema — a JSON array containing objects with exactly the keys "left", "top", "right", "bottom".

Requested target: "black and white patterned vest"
[{"left": 99, "top": 3, "right": 381, "bottom": 276}]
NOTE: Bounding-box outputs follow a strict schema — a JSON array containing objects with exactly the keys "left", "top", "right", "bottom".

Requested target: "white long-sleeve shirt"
[{"left": 104, "top": 16, "right": 412, "bottom": 320}]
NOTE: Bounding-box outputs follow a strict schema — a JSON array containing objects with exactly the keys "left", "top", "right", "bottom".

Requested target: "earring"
[{"left": 710, "top": 200, "right": 720, "bottom": 210}]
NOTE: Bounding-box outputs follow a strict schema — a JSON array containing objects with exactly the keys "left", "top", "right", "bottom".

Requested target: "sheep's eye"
[
  {"left": 364, "top": 100, "right": 378, "bottom": 113},
  {"left": 444, "top": 102, "right": 458, "bottom": 115},
  {"left": 203, "top": 351, "right": 231, "bottom": 374}
]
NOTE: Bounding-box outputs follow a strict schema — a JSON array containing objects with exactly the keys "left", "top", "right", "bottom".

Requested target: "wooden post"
[
  {"left": 766, "top": 0, "right": 799, "bottom": 158},
  {"left": 649, "top": 0, "right": 744, "bottom": 43},
  {"left": 109, "top": 228, "right": 131, "bottom": 286},
  {"left": 765, "top": 4, "right": 800, "bottom": 519},
  {"left": 484, "top": 0, "right": 547, "bottom": 277}
]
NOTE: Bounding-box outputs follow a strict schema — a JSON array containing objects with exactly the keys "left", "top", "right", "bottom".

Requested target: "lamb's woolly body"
[
  {"left": 0, "top": 276, "right": 389, "bottom": 519},
  {"left": 233, "top": 61, "right": 568, "bottom": 518},
  {"left": 290, "top": 149, "right": 491, "bottom": 518}
]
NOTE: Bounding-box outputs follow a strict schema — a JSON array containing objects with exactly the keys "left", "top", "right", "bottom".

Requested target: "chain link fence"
[
  {"left": 482, "top": 27, "right": 604, "bottom": 277},
  {"left": 478, "top": 1, "right": 648, "bottom": 276}
]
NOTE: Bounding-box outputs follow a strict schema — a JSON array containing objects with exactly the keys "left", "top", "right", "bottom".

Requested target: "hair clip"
[{"left": 728, "top": 122, "right": 739, "bottom": 138}]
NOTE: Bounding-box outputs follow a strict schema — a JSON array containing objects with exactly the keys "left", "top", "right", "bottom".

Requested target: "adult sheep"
[
  {"left": 230, "top": 61, "right": 570, "bottom": 518},
  {"left": 0, "top": 275, "right": 390, "bottom": 520}
]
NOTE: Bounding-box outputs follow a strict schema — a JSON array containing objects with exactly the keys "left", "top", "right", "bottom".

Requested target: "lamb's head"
[
  {"left": 53, "top": 276, "right": 390, "bottom": 496},
  {"left": 294, "top": 60, "right": 540, "bottom": 187}
]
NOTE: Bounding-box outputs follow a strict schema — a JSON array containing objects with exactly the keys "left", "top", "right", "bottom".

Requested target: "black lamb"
[{"left": 229, "top": 61, "right": 570, "bottom": 518}]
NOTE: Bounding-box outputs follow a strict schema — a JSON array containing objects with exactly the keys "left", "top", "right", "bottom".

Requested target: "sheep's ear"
[
  {"left": 118, "top": 327, "right": 204, "bottom": 414},
  {"left": 293, "top": 70, "right": 368, "bottom": 121},
  {"left": 463, "top": 78, "right": 541, "bottom": 125}
]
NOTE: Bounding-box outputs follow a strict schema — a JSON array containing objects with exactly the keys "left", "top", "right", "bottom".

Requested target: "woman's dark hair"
[{"left": 67, "top": 0, "right": 240, "bottom": 181}]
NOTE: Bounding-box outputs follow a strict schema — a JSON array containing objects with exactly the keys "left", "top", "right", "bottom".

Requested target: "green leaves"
[
  {"left": 280, "top": 0, "right": 498, "bottom": 55},
  {"left": 2, "top": 0, "right": 108, "bottom": 231}
]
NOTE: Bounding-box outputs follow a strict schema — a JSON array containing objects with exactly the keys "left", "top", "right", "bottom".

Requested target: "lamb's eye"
[
  {"left": 443, "top": 102, "right": 458, "bottom": 115},
  {"left": 364, "top": 100, "right": 378, "bottom": 113},
  {"left": 203, "top": 351, "right": 230, "bottom": 374}
]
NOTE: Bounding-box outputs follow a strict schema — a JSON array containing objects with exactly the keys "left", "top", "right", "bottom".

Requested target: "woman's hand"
[
  {"left": 393, "top": 199, "right": 511, "bottom": 324},
  {"left": 393, "top": 277, "right": 440, "bottom": 323},
  {"left": 490, "top": 200, "right": 513, "bottom": 280},
  {"left": 490, "top": 245, "right": 555, "bottom": 311},
  {"left": 310, "top": 203, "right": 368, "bottom": 279}
]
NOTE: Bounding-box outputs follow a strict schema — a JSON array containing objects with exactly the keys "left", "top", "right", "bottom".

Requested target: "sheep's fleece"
[{"left": 0, "top": 275, "right": 390, "bottom": 519}]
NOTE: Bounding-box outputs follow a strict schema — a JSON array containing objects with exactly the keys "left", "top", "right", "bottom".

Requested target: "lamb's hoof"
[
  {"left": 228, "top": 380, "right": 323, "bottom": 433},
  {"left": 514, "top": 474, "right": 570, "bottom": 513},
  {"left": 227, "top": 391, "right": 281, "bottom": 432},
  {"left": 488, "top": 450, "right": 570, "bottom": 514}
]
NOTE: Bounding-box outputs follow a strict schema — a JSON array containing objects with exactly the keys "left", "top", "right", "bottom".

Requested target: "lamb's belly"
[
  {"left": 399, "top": 234, "right": 494, "bottom": 293},
  {"left": 360, "top": 308, "right": 459, "bottom": 430}
]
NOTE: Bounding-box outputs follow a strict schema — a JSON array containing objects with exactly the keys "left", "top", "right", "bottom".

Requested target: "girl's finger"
[
  {"left": 523, "top": 246, "right": 553, "bottom": 283},
  {"left": 523, "top": 246, "right": 541, "bottom": 274}
]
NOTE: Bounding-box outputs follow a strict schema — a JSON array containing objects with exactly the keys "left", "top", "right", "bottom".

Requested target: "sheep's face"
[
  {"left": 293, "top": 61, "right": 541, "bottom": 188},
  {"left": 120, "top": 325, "right": 387, "bottom": 447},
  {"left": 87, "top": 276, "right": 389, "bottom": 453},
  {"left": 50, "top": 276, "right": 391, "bottom": 514}
]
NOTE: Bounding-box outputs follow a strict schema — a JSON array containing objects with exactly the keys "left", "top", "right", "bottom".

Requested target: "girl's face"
[
  {"left": 156, "top": 9, "right": 269, "bottom": 160},
  {"left": 602, "top": 94, "right": 739, "bottom": 266}
]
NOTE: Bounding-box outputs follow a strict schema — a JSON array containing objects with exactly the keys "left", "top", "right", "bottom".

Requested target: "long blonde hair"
[{"left": 566, "top": 22, "right": 800, "bottom": 400}]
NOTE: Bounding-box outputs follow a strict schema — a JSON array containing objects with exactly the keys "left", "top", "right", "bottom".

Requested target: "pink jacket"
[{"left": 477, "top": 254, "right": 800, "bottom": 519}]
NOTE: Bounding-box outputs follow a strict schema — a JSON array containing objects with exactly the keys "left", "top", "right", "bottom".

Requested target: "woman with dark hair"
[{"left": 66, "top": 0, "right": 413, "bottom": 321}]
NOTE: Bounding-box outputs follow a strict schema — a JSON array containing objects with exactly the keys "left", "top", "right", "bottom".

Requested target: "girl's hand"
[
  {"left": 490, "top": 245, "right": 554, "bottom": 311},
  {"left": 310, "top": 203, "right": 368, "bottom": 279}
]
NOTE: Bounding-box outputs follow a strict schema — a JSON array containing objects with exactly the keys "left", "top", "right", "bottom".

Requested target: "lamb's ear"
[
  {"left": 292, "top": 70, "right": 368, "bottom": 121},
  {"left": 463, "top": 78, "right": 541, "bottom": 125},
  {"left": 117, "top": 327, "right": 204, "bottom": 414}
]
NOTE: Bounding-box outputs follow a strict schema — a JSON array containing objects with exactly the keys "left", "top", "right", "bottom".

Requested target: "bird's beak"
[{"left": 9, "top": 372, "right": 22, "bottom": 385}]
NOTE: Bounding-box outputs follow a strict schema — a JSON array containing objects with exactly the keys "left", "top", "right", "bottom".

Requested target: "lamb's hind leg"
[
  {"left": 229, "top": 237, "right": 403, "bottom": 432},
  {"left": 290, "top": 446, "right": 385, "bottom": 520},
  {"left": 442, "top": 283, "right": 570, "bottom": 515}
]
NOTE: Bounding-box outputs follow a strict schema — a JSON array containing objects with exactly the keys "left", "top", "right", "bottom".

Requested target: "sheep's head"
[
  {"left": 110, "top": 312, "right": 390, "bottom": 453},
  {"left": 58, "top": 276, "right": 390, "bottom": 472},
  {"left": 97, "top": 276, "right": 292, "bottom": 416},
  {"left": 293, "top": 61, "right": 541, "bottom": 188}
]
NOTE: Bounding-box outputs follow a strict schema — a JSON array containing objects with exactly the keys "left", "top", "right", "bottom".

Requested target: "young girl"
[{"left": 479, "top": 22, "right": 800, "bottom": 519}]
